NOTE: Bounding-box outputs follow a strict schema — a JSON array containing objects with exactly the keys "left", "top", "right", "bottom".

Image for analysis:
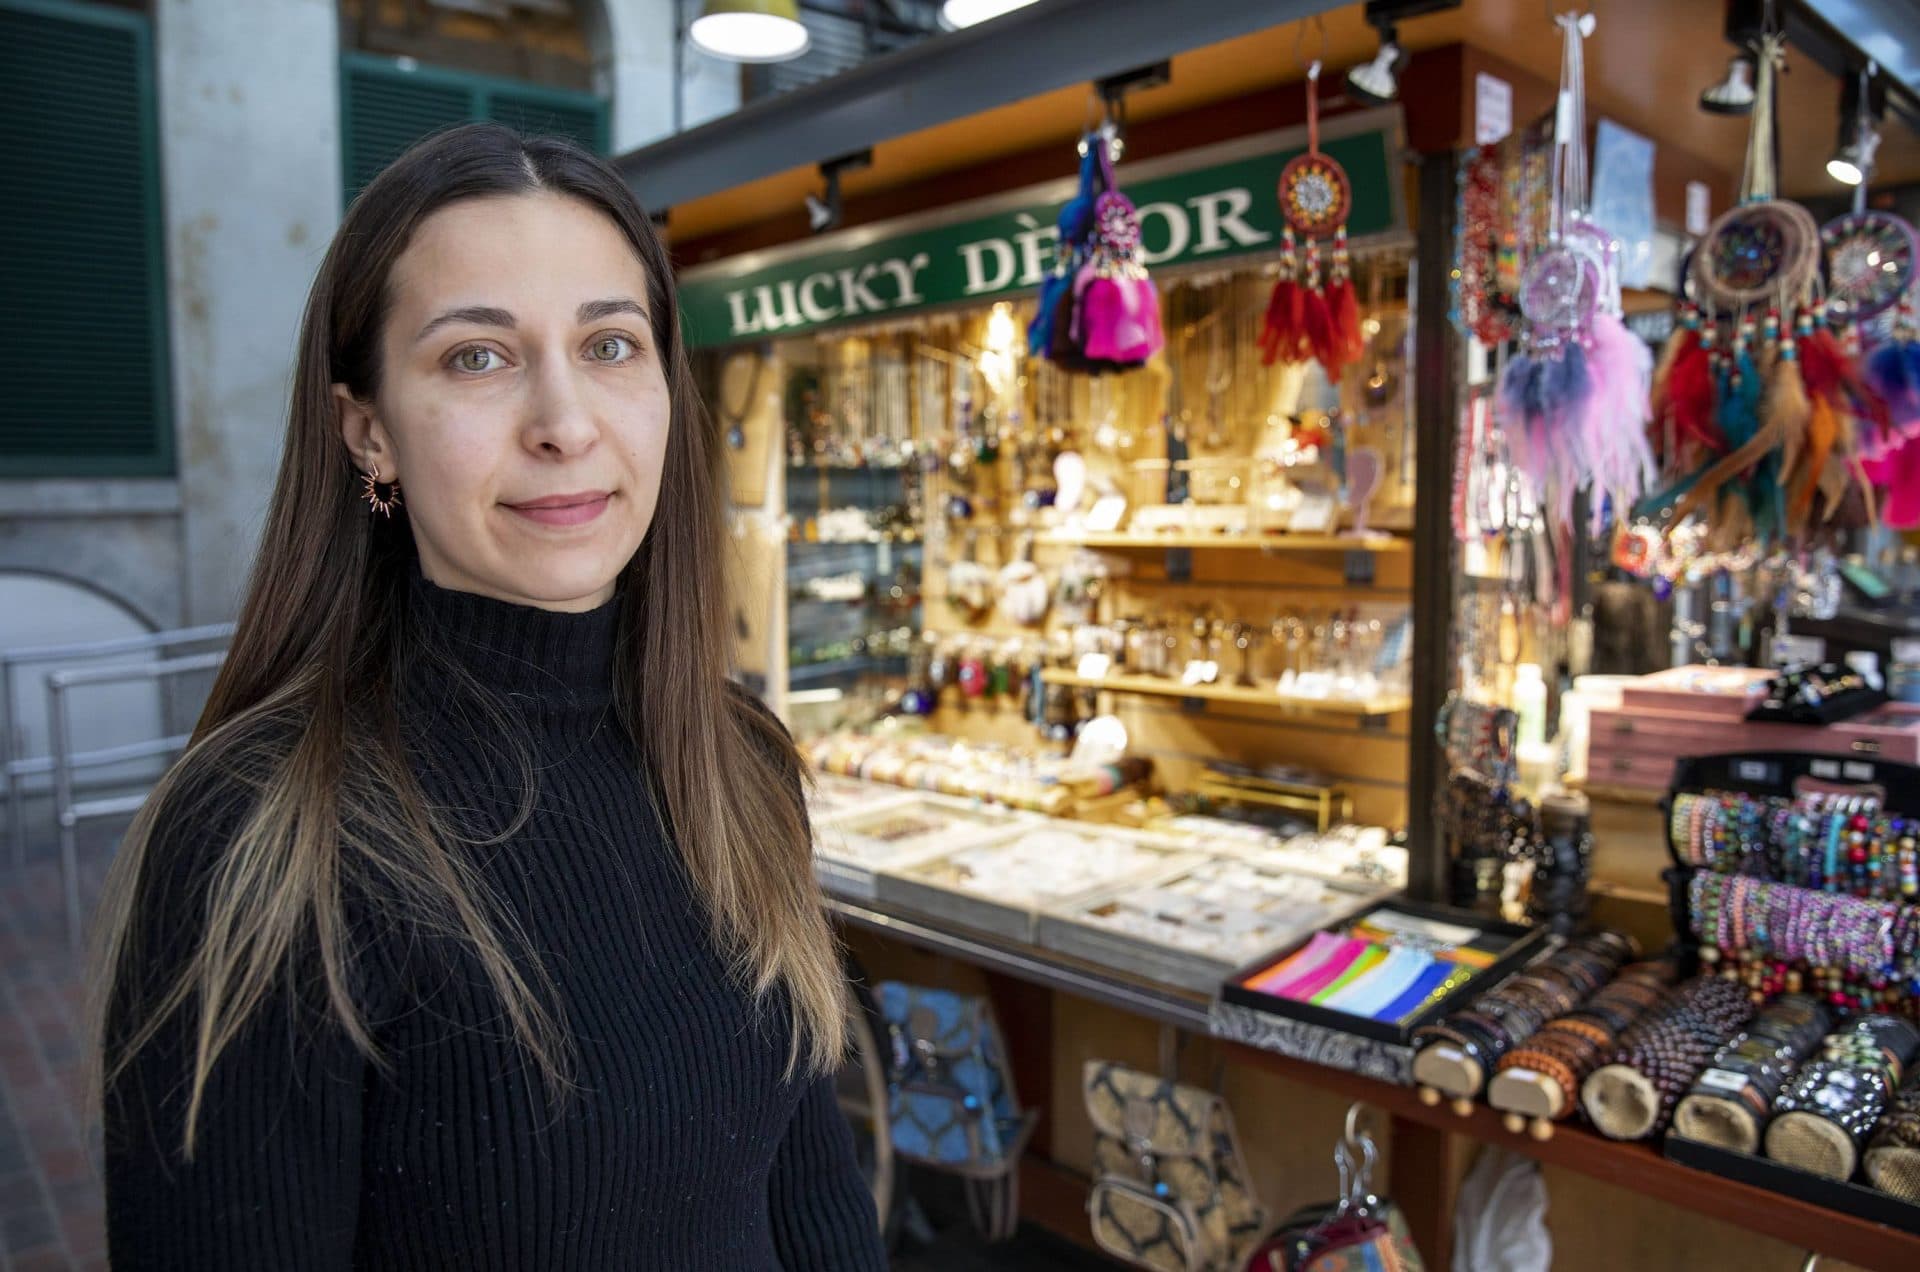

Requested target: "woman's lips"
[{"left": 505, "top": 492, "right": 611, "bottom": 527}]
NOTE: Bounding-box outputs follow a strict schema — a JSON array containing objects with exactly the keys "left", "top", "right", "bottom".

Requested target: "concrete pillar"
[
  {"left": 591, "top": 0, "right": 743, "bottom": 157},
  {"left": 156, "top": 0, "right": 342, "bottom": 624}
]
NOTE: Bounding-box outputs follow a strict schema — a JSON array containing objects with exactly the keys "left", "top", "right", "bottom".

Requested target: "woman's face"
[{"left": 335, "top": 192, "right": 671, "bottom": 613}]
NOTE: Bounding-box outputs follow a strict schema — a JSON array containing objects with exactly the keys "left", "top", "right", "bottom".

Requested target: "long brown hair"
[{"left": 90, "top": 123, "right": 844, "bottom": 1154}]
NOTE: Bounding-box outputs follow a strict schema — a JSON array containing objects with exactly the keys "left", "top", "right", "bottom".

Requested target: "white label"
[
  {"left": 1686, "top": 182, "right": 1711, "bottom": 237},
  {"left": 1812, "top": 759, "right": 1841, "bottom": 779},
  {"left": 1774, "top": 634, "right": 1826, "bottom": 666},
  {"left": 1077, "top": 652, "right": 1112, "bottom": 680},
  {"left": 1735, "top": 760, "right": 1772, "bottom": 782},
  {"left": 1845, "top": 761, "right": 1876, "bottom": 781},
  {"left": 1698, "top": 1068, "right": 1749, "bottom": 1095},
  {"left": 1475, "top": 73, "right": 1513, "bottom": 146}
]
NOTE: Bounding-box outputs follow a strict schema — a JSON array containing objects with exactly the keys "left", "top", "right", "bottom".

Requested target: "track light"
[
  {"left": 1828, "top": 63, "right": 1884, "bottom": 187},
  {"left": 805, "top": 150, "right": 872, "bottom": 235},
  {"left": 1699, "top": 56, "right": 1756, "bottom": 115},
  {"left": 1346, "top": 34, "right": 1404, "bottom": 107},
  {"left": 688, "top": 0, "right": 809, "bottom": 64}
]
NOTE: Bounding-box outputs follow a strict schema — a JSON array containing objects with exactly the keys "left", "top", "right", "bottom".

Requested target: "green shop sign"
[{"left": 676, "top": 109, "right": 1407, "bottom": 349}]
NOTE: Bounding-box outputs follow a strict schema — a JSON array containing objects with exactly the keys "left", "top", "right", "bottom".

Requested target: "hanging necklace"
[{"left": 718, "top": 351, "right": 765, "bottom": 451}]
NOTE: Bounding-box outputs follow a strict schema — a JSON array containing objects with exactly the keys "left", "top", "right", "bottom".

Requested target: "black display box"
[
  {"left": 1218, "top": 898, "right": 1550, "bottom": 1047},
  {"left": 1665, "top": 1135, "right": 1920, "bottom": 1237}
]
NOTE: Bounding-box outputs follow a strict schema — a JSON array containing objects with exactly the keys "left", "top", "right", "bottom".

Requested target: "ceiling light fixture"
[
  {"left": 940, "top": 0, "right": 1038, "bottom": 29},
  {"left": 805, "top": 150, "right": 873, "bottom": 235},
  {"left": 1828, "top": 62, "right": 1884, "bottom": 187},
  {"left": 1345, "top": 1, "right": 1459, "bottom": 107},
  {"left": 1699, "top": 55, "right": 1757, "bottom": 115},
  {"left": 688, "top": 0, "right": 810, "bottom": 64}
]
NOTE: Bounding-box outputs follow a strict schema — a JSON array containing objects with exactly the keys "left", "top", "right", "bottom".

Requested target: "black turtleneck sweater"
[{"left": 104, "top": 571, "right": 886, "bottom": 1270}]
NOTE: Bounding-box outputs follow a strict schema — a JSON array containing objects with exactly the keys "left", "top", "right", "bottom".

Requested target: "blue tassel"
[
  {"left": 1028, "top": 269, "right": 1068, "bottom": 355},
  {"left": 1720, "top": 351, "right": 1761, "bottom": 449},
  {"left": 1541, "top": 342, "right": 1591, "bottom": 421}
]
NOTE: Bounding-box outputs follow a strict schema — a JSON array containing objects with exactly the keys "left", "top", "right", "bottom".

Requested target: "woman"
[{"left": 91, "top": 123, "right": 887, "bottom": 1270}]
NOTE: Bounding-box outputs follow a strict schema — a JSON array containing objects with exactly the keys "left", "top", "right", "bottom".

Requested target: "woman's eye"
[
  {"left": 452, "top": 346, "right": 501, "bottom": 373},
  {"left": 590, "top": 335, "right": 637, "bottom": 363}
]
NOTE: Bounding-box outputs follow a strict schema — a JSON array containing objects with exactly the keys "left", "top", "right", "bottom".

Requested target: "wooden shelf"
[
  {"left": 1042, "top": 530, "right": 1409, "bottom": 553},
  {"left": 1228, "top": 1043, "right": 1920, "bottom": 1272},
  {"left": 1041, "top": 669, "right": 1411, "bottom": 718}
]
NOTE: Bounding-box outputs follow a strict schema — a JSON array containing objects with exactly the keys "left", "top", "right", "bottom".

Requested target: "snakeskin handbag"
[
  {"left": 877, "top": 982, "right": 1037, "bottom": 1240},
  {"left": 1084, "top": 1061, "right": 1268, "bottom": 1272}
]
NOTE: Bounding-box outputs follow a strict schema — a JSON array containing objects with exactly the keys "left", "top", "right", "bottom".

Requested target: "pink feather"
[{"left": 1574, "top": 312, "right": 1658, "bottom": 533}]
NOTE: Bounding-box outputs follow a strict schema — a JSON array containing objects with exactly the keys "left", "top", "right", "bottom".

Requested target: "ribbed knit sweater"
[{"left": 104, "top": 570, "right": 886, "bottom": 1270}]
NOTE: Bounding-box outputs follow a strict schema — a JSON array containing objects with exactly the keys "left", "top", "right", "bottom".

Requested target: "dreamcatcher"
[
  {"left": 1649, "top": 28, "right": 1877, "bottom": 546},
  {"left": 1493, "top": 9, "right": 1654, "bottom": 533},
  {"left": 1260, "top": 44, "right": 1364, "bottom": 379}
]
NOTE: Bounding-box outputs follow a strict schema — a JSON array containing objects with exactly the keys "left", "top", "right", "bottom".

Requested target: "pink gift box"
[{"left": 1617, "top": 666, "right": 1774, "bottom": 720}]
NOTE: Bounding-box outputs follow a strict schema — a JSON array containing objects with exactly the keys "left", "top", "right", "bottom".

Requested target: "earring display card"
[
  {"left": 812, "top": 794, "right": 1032, "bottom": 901},
  {"left": 876, "top": 824, "right": 1205, "bottom": 943},
  {"left": 1037, "top": 856, "right": 1381, "bottom": 993}
]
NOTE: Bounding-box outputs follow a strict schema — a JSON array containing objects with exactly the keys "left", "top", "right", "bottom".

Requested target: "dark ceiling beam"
[
  {"left": 614, "top": 0, "right": 1347, "bottom": 215},
  {"left": 1789, "top": 0, "right": 1920, "bottom": 133}
]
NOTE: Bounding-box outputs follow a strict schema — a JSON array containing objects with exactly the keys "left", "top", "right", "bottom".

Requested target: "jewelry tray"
[
  {"left": 874, "top": 824, "right": 1205, "bottom": 944},
  {"left": 1036, "top": 858, "right": 1383, "bottom": 993}
]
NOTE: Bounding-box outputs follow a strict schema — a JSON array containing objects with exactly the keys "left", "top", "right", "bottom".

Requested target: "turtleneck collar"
[{"left": 402, "top": 560, "right": 622, "bottom": 718}]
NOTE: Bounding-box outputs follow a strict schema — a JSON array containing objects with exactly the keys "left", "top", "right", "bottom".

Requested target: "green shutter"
[
  {"left": 341, "top": 59, "right": 475, "bottom": 203},
  {"left": 486, "top": 88, "right": 607, "bottom": 154},
  {"left": 341, "top": 54, "right": 609, "bottom": 205},
  {"left": 0, "top": 0, "right": 171, "bottom": 477}
]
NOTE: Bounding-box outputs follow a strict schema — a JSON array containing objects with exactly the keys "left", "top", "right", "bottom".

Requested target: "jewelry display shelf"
[
  {"left": 1042, "top": 530, "right": 1408, "bottom": 554},
  {"left": 829, "top": 890, "right": 1920, "bottom": 1271},
  {"left": 1040, "top": 669, "right": 1412, "bottom": 720}
]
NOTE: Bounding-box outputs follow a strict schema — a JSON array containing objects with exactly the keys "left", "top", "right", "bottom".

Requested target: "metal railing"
[
  {"left": 1, "top": 623, "right": 234, "bottom": 869},
  {"left": 47, "top": 651, "right": 229, "bottom": 948}
]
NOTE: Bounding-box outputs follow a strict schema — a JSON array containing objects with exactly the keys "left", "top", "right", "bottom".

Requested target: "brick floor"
[{"left": 0, "top": 820, "right": 119, "bottom": 1272}]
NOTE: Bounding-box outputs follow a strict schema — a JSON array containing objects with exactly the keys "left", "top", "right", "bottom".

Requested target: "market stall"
[{"left": 626, "top": 1, "right": 1920, "bottom": 1267}]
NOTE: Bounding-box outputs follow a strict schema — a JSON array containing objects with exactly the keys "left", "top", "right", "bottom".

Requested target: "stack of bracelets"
[
  {"left": 1669, "top": 789, "right": 1920, "bottom": 901},
  {"left": 1689, "top": 872, "right": 1920, "bottom": 1015},
  {"left": 1866, "top": 1067, "right": 1920, "bottom": 1200},
  {"left": 1580, "top": 976, "right": 1756, "bottom": 1142},
  {"left": 1488, "top": 960, "right": 1679, "bottom": 1125},
  {"left": 1670, "top": 994, "right": 1832, "bottom": 1154},
  {"left": 1409, "top": 929, "right": 1639, "bottom": 1095},
  {"left": 1766, "top": 1015, "right": 1920, "bottom": 1180}
]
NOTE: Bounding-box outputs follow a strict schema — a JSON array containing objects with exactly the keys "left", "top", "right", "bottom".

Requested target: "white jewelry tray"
[
  {"left": 875, "top": 823, "right": 1205, "bottom": 943},
  {"left": 810, "top": 791, "right": 1034, "bottom": 901},
  {"left": 1037, "top": 858, "right": 1380, "bottom": 993}
]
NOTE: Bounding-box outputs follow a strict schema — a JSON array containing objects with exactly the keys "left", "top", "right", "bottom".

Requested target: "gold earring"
[{"left": 362, "top": 464, "right": 402, "bottom": 518}]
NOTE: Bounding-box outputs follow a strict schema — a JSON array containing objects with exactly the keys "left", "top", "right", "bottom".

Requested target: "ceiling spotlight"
[
  {"left": 1346, "top": 36, "right": 1404, "bottom": 106},
  {"left": 1699, "top": 55, "right": 1756, "bottom": 115},
  {"left": 805, "top": 150, "right": 872, "bottom": 236},
  {"left": 689, "top": 0, "right": 810, "bottom": 64},
  {"left": 1828, "top": 62, "right": 1885, "bottom": 187},
  {"left": 941, "top": 0, "right": 1039, "bottom": 29}
]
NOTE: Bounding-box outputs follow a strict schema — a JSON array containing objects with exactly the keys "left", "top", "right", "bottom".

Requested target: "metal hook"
[{"left": 1293, "top": 15, "right": 1328, "bottom": 74}]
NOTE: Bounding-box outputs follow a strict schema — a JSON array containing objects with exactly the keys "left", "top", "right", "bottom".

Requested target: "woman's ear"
[{"left": 333, "top": 383, "right": 396, "bottom": 481}]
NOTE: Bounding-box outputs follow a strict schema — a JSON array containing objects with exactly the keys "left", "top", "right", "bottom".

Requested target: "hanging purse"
[
  {"left": 1084, "top": 1061, "right": 1268, "bottom": 1272},
  {"left": 878, "top": 982, "right": 1038, "bottom": 1242},
  {"left": 1245, "top": 1111, "right": 1423, "bottom": 1272}
]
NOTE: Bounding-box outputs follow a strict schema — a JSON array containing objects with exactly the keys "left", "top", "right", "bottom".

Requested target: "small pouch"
[{"left": 1083, "top": 1061, "right": 1266, "bottom": 1272}]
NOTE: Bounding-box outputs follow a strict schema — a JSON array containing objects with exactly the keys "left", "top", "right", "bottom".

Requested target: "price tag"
[
  {"left": 1475, "top": 73, "right": 1513, "bottom": 145},
  {"left": 1686, "top": 181, "right": 1711, "bottom": 237}
]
